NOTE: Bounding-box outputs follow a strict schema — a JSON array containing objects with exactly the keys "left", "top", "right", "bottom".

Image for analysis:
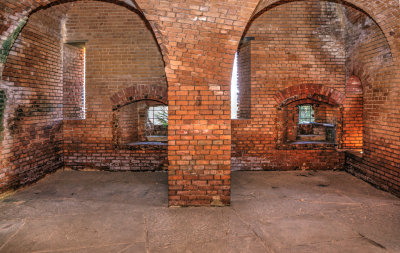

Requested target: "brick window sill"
[
  {"left": 121, "top": 141, "right": 167, "bottom": 151},
  {"left": 277, "top": 141, "right": 337, "bottom": 150},
  {"left": 343, "top": 149, "right": 364, "bottom": 158}
]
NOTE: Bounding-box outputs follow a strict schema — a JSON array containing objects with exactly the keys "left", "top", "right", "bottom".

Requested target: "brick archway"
[
  {"left": 274, "top": 84, "right": 345, "bottom": 109},
  {"left": 110, "top": 84, "right": 168, "bottom": 110},
  {"left": 274, "top": 84, "right": 345, "bottom": 149},
  {"left": 2, "top": 0, "right": 399, "bottom": 76},
  {"left": 0, "top": 0, "right": 168, "bottom": 75},
  {"left": 246, "top": 0, "right": 398, "bottom": 64}
]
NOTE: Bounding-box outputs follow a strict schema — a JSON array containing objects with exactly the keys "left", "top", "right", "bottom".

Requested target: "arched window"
[{"left": 114, "top": 101, "right": 168, "bottom": 148}]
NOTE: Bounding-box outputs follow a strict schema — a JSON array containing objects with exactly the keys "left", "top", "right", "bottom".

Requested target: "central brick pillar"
[
  {"left": 163, "top": 6, "right": 237, "bottom": 207},
  {"left": 168, "top": 85, "right": 231, "bottom": 206},
  {"left": 167, "top": 48, "right": 232, "bottom": 206},
  {"left": 136, "top": 0, "right": 258, "bottom": 207}
]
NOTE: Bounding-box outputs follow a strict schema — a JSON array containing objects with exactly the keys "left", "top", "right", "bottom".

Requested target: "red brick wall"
[
  {"left": 62, "top": 1, "right": 168, "bottom": 172},
  {"left": 232, "top": 1, "right": 346, "bottom": 171},
  {"left": 248, "top": 1, "right": 346, "bottom": 88},
  {"left": 0, "top": 6, "right": 67, "bottom": 191},
  {"left": 63, "top": 44, "right": 85, "bottom": 119},
  {"left": 118, "top": 103, "right": 140, "bottom": 144}
]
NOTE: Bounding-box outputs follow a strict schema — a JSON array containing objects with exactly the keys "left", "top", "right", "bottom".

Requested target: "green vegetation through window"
[
  {"left": 298, "top": 104, "right": 314, "bottom": 124},
  {"left": 147, "top": 105, "right": 168, "bottom": 127}
]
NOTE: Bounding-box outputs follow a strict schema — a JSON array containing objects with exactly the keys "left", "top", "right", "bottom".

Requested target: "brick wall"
[
  {"left": 62, "top": 1, "right": 168, "bottom": 172},
  {"left": 0, "top": 5, "right": 67, "bottom": 191},
  {"left": 232, "top": 0, "right": 346, "bottom": 171},
  {"left": 118, "top": 102, "right": 140, "bottom": 144}
]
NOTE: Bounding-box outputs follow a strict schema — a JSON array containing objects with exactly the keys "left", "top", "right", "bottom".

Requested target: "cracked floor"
[{"left": 0, "top": 170, "right": 399, "bottom": 253}]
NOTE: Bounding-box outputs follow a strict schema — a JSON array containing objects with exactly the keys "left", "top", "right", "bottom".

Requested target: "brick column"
[
  {"left": 138, "top": 0, "right": 258, "bottom": 206},
  {"left": 166, "top": 31, "right": 234, "bottom": 207}
]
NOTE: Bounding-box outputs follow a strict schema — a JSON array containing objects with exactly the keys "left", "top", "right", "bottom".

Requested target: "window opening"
[
  {"left": 116, "top": 102, "right": 169, "bottom": 148},
  {"left": 0, "top": 90, "right": 6, "bottom": 133},
  {"left": 144, "top": 104, "right": 168, "bottom": 142},
  {"left": 147, "top": 105, "right": 168, "bottom": 126},
  {"left": 298, "top": 104, "right": 314, "bottom": 124},
  {"left": 231, "top": 52, "right": 238, "bottom": 119},
  {"left": 82, "top": 47, "right": 86, "bottom": 119},
  {"left": 63, "top": 41, "right": 86, "bottom": 120}
]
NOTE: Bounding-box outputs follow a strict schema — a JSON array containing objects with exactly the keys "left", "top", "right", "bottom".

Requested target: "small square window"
[
  {"left": 298, "top": 104, "right": 314, "bottom": 124},
  {"left": 147, "top": 105, "right": 168, "bottom": 126}
]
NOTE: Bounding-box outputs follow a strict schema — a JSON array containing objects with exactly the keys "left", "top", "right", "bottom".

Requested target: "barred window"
[
  {"left": 147, "top": 105, "right": 168, "bottom": 126},
  {"left": 298, "top": 104, "right": 314, "bottom": 124}
]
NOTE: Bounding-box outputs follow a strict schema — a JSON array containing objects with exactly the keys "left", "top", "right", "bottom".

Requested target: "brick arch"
[
  {"left": 243, "top": 0, "right": 399, "bottom": 64},
  {"left": 274, "top": 84, "right": 345, "bottom": 108},
  {"left": 0, "top": 0, "right": 168, "bottom": 74},
  {"left": 110, "top": 84, "right": 168, "bottom": 110}
]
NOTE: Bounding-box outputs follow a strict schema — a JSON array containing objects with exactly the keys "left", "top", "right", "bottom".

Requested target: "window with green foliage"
[
  {"left": 147, "top": 105, "right": 168, "bottom": 126},
  {"left": 145, "top": 105, "right": 168, "bottom": 139},
  {"left": 0, "top": 90, "right": 6, "bottom": 132},
  {"left": 298, "top": 104, "right": 314, "bottom": 124}
]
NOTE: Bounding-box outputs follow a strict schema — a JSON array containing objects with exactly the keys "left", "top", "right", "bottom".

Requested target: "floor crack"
[
  {"left": 358, "top": 233, "right": 386, "bottom": 250},
  {"left": 231, "top": 206, "right": 275, "bottom": 253},
  {"left": 0, "top": 218, "right": 26, "bottom": 252},
  {"left": 144, "top": 214, "right": 150, "bottom": 253}
]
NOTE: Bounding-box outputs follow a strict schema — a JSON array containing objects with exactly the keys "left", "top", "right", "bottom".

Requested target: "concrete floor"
[{"left": 0, "top": 170, "right": 399, "bottom": 253}]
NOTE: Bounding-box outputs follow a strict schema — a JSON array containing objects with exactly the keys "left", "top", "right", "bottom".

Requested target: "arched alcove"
[
  {"left": 0, "top": 0, "right": 168, "bottom": 190},
  {"left": 275, "top": 84, "right": 344, "bottom": 149},
  {"left": 231, "top": 0, "right": 393, "bottom": 173},
  {"left": 114, "top": 100, "right": 167, "bottom": 144}
]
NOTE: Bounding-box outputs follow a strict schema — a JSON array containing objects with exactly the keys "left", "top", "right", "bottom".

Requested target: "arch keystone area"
[
  {"left": 110, "top": 84, "right": 168, "bottom": 110},
  {"left": 274, "top": 84, "right": 345, "bottom": 108}
]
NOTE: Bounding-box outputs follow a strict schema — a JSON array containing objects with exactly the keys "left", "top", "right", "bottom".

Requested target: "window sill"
[
  {"left": 299, "top": 122, "right": 335, "bottom": 127},
  {"left": 128, "top": 141, "right": 167, "bottom": 146},
  {"left": 277, "top": 141, "right": 336, "bottom": 150},
  {"left": 120, "top": 141, "right": 167, "bottom": 151},
  {"left": 342, "top": 149, "right": 363, "bottom": 158}
]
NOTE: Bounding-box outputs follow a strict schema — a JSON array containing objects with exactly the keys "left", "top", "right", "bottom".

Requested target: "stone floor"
[{"left": 0, "top": 170, "right": 399, "bottom": 253}]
